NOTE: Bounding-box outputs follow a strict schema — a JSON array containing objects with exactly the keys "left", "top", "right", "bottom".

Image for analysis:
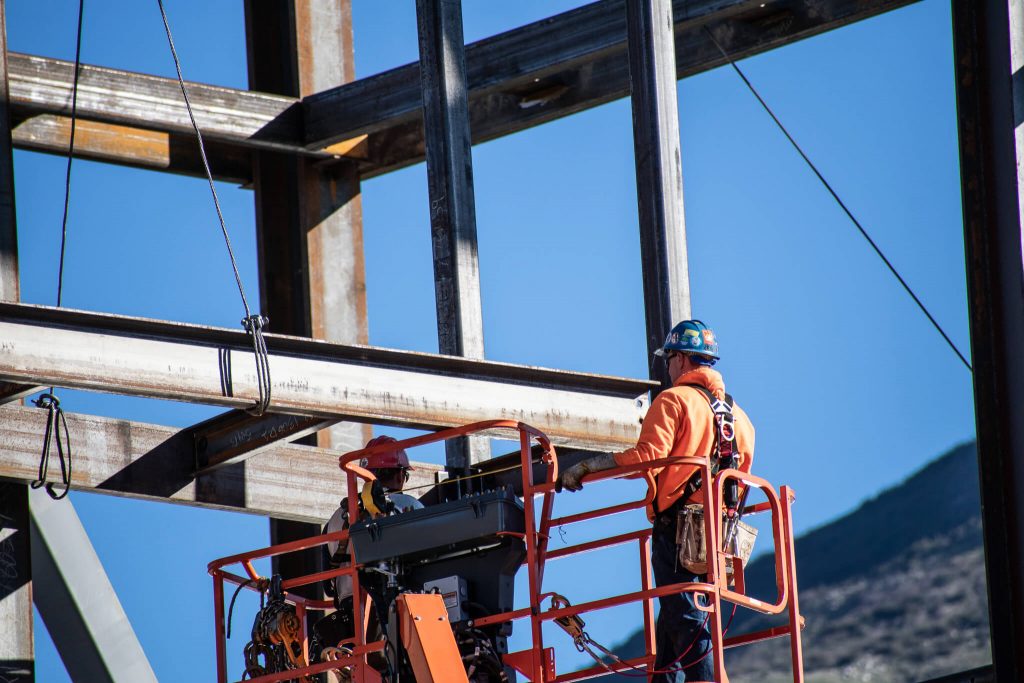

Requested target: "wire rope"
[
  {"left": 703, "top": 26, "right": 972, "bottom": 373},
  {"left": 156, "top": 0, "right": 272, "bottom": 414},
  {"left": 32, "top": 0, "right": 85, "bottom": 501}
]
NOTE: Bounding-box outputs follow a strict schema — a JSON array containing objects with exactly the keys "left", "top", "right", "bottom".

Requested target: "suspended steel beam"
[
  {"left": 29, "top": 488, "right": 158, "bottom": 683},
  {"left": 0, "top": 405, "right": 443, "bottom": 523},
  {"left": 0, "top": 303, "right": 653, "bottom": 450},
  {"left": 8, "top": 1, "right": 917, "bottom": 180},
  {"left": 627, "top": 0, "right": 692, "bottom": 381},
  {"left": 952, "top": 0, "right": 1024, "bottom": 680}
]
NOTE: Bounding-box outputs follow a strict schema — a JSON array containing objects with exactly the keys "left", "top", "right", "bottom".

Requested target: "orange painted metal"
[
  {"left": 397, "top": 593, "right": 470, "bottom": 683},
  {"left": 207, "top": 419, "right": 804, "bottom": 682}
]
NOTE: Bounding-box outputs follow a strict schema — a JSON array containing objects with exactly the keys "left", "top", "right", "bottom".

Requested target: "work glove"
[{"left": 559, "top": 453, "right": 617, "bottom": 492}]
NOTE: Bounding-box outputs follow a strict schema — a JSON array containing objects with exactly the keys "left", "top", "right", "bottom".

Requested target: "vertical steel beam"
[
  {"left": 0, "top": 1, "right": 32, "bottom": 680},
  {"left": 244, "top": 0, "right": 369, "bottom": 590},
  {"left": 415, "top": 0, "right": 487, "bottom": 470},
  {"left": 952, "top": 0, "right": 1024, "bottom": 679},
  {"left": 626, "top": 0, "right": 691, "bottom": 377},
  {"left": 29, "top": 489, "right": 157, "bottom": 683}
]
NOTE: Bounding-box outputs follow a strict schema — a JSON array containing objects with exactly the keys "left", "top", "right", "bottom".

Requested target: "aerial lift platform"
[{"left": 208, "top": 420, "right": 804, "bottom": 682}]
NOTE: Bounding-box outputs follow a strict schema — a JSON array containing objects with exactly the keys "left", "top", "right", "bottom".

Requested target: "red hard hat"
[{"left": 362, "top": 435, "right": 414, "bottom": 470}]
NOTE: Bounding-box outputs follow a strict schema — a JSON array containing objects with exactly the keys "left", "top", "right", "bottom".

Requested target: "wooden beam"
[
  {"left": 0, "top": 405, "right": 443, "bottom": 524},
  {"left": 627, "top": 0, "right": 691, "bottom": 374},
  {"left": 0, "top": 303, "right": 653, "bottom": 451}
]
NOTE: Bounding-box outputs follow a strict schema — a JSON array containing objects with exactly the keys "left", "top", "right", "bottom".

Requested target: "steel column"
[
  {"left": 244, "top": 0, "right": 370, "bottom": 598},
  {"left": 952, "top": 0, "right": 1024, "bottom": 679},
  {"left": 0, "top": 0, "right": 32, "bottom": 679},
  {"left": 627, "top": 0, "right": 691, "bottom": 376},
  {"left": 416, "top": 0, "right": 488, "bottom": 470},
  {"left": 29, "top": 488, "right": 157, "bottom": 683}
]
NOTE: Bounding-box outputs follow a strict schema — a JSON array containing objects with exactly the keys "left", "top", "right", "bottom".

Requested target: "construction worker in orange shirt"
[{"left": 560, "top": 320, "right": 755, "bottom": 682}]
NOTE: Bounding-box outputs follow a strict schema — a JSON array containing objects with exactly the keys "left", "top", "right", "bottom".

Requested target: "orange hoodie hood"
[{"left": 674, "top": 366, "right": 725, "bottom": 400}]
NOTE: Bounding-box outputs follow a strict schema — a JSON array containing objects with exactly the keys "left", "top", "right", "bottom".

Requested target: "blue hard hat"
[{"left": 655, "top": 320, "right": 720, "bottom": 362}]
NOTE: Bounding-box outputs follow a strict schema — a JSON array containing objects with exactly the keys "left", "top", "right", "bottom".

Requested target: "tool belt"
[{"left": 674, "top": 504, "right": 757, "bottom": 577}]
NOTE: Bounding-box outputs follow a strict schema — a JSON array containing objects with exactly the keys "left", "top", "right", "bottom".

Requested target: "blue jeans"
[{"left": 650, "top": 517, "right": 714, "bottom": 683}]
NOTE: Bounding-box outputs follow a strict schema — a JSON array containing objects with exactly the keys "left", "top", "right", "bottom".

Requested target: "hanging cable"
[
  {"left": 156, "top": 0, "right": 272, "bottom": 415},
  {"left": 32, "top": 0, "right": 85, "bottom": 501},
  {"left": 703, "top": 26, "right": 972, "bottom": 373}
]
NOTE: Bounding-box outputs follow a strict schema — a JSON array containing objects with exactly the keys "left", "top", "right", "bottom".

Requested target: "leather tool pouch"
[{"left": 675, "top": 505, "right": 758, "bottom": 579}]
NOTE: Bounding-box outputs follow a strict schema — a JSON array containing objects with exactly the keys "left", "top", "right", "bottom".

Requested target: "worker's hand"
[
  {"left": 560, "top": 462, "right": 591, "bottom": 492},
  {"left": 558, "top": 453, "right": 617, "bottom": 493}
]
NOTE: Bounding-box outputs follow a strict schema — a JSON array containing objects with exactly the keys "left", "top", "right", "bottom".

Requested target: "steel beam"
[
  {"left": 308, "top": 0, "right": 919, "bottom": 177},
  {"left": 627, "top": 0, "right": 691, "bottom": 377},
  {"left": 952, "top": 0, "right": 1024, "bottom": 679},
  {"left": 29, "top": 488, "right": 157, "bottom": 683},
  {"left": 8, "top": 1, "right": 917, "bottom": 180},
  {"left": 191, "top": 409, "right": 337, "bottom": 474},
  {"left": 0, "top": 303, "right": 651, "bottom": 450},
  {"left": 0, "top": 404, "right": 443, "bottom": 523},
  {"left": 416, "top": 0, "right": 488, "bottom": 470},
  {"left": 0, "top": 1, "right": 32, "bottom": 679},
  {"left": 244, "top": 0, "right": 371, "bottom": 604},
  {"left": 11, "top": 115, "right": 253, "bottom": 184},
  {"left": 8, "top": 52, "right": 306, "bottom": 155}
]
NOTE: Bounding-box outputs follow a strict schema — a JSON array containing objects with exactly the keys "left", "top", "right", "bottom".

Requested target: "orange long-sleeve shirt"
[{"left": 614, "top": 366, "right": 755, "bottom": 521}]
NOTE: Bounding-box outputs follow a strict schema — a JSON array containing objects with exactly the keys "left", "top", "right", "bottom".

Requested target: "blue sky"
[{"left": 8, "top": 0, "right": 977, "bottom": 680}]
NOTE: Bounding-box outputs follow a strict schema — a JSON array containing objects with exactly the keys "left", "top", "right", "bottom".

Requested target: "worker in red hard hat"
[
  {"left": 315, "top": 435, "right": 424, "bottom": 665},
  {"left": 357, "top": 435, "right": 422, "bottom": 513},
  {"left": 559, "top": 320, "right": 755, "bottom": 683}
]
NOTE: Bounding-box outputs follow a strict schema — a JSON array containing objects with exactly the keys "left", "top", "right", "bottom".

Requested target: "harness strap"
[{"left": 675, "top": 383, "right": 737, "bottom": 509}]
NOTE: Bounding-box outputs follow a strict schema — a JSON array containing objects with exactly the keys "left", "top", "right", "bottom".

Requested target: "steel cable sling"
[{"left": 156, "top": 0, "right": 272, "bottom": 416}]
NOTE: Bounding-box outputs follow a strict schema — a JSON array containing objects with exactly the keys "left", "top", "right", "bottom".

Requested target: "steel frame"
[
  {"left": 208, "top": 421, "right": 804, "bottom": 683},
  {"left": 0, "top": 0, "right": 1017, "bottom": 681}
]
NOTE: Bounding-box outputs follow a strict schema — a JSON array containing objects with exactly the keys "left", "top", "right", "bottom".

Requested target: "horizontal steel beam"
[
  {"left": 191, "top": 409, "right": 338, "bottom": 474},
  {"left": 0, "top": 303, "right": 653, "bottom": 450},
  {"left": 8, "top": 0, "right": 916, "bottom": 179},
  {"left": 8, "top": 52, "right": 303, "bottom": 154},
  {"left": 11, "top": 114, "right": 253, "bottom": 184},
  {"left": 311, "top": 0, "right": 918, "bottom": 177},
  {"left": 0, "top": 404, "right": 443, "bottom": 523}
]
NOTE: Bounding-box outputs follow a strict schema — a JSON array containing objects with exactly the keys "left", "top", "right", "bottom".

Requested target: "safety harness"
[{"left": 678, "top": 383, "right": 740, "bottom": 517}]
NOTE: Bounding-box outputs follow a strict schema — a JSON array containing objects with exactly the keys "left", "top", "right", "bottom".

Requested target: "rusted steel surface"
[
  {"left": 8, "top": 1, "right": 917, "bottom": 180},
  {"left": 310, "top": 0, "right": 919, "bottom": 177},
  {"left": 7, "top": 52, "right": 307, "bottom": 154},
  {"left": 11, "top": 115, "right": 252, "bottom": 184},
  {"left": 0, "top": 404, "right": 443, "bottom": 523},
  {"left": 0, "top": 303, "right": 653, "bottom": 450},
  {"left": 191, "top": 409, "right": 337, "bottom": 474}
]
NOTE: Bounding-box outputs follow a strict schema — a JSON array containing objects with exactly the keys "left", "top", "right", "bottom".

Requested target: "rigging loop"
[{"left": 31, "top": 393, "right": 73, "bottom": 500}]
